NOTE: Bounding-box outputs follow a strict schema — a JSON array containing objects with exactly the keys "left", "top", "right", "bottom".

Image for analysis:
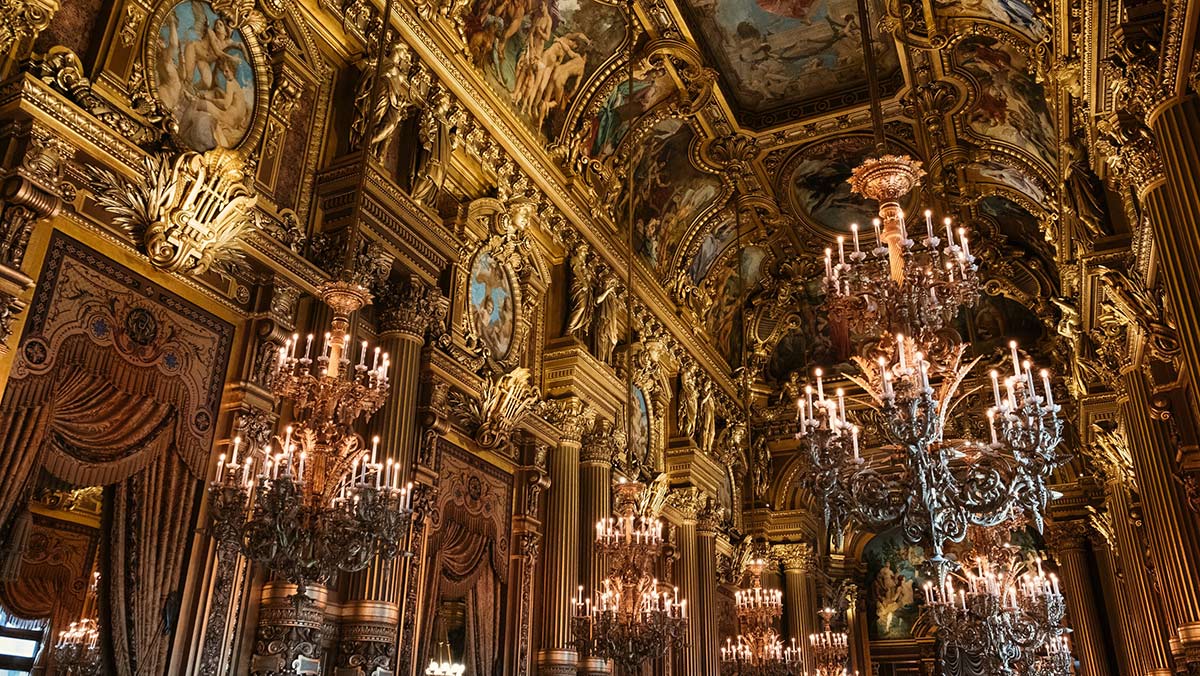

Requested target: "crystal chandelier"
[
  {"left": 924, "top": 525, "right": 1072, "bottom": 675},
  {"left": 209, "top": 283, "right": 413, "bottom": 597},
  {"left": 572, "top": 480, "right": 688, "bottom": 672},
  {"left": 809, "top": 607, "right": 850, "bottom": 676},
  {"left": 720, "top": 558, "right": 801, "bottom": 676},
  {"left": 794, "top": 155, "right": 1067, "bottom": 564},
  {"left": 53, "top": 618, "right": 100, "bottom": 675}
]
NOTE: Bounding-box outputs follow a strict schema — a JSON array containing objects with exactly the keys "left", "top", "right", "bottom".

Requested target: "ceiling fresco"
[
  {"left": 966, "top": 157, "right": 1050, "bottom": 206},
  {"left": 933, "top": 0, "right": 1046, "bottom": 36},
  {"left": 615, "top": 117, "right": 725, "bottom": 272},
  {"left": 463, "top": 0, "right": 627, "bottom": 138},
  {"left": 954, "top": 34, "right": 1057, "bottom": 168},
  {"left": 705, "top": 245, "right": 769, "bottom": 364},
  {"left": 580, "top": 64, "right": 677, "bottom": 161},
  {"left": 676, "top": 0, "right": 902, "bottom": 121},
  {"left": 687, "top": 212, "right": 737, "bottom": 282}
]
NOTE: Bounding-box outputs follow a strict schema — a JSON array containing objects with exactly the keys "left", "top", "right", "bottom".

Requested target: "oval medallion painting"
[
  {"left": 630, "top": 384, "right": 650, "bottom": 464},
  {"left": 152, "top": 0, "right": 257, "bottom": 151},
  {"left": 469, "top": 251, "right": 515, "bottom": 358}
]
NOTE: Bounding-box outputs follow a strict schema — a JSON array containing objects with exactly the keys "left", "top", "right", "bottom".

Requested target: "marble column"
[
  {"left": 773, "top": 543, "right": 817, "bottom": 673},
  {"left": 537, "top": 400, "right": 587, "bottom": 676},
  {"left": 668, "top": 489, "right": 703, "bottom": 675},
  {"left": 696, "top": 502, "right": 722, "bottom": 674},
  {"left": 341, "top": 277, "right": 440, "bottom": 674},
  {"left": 1046, "top": 520, "right": 1112, "bottom": 676},
  {"left": 1089, "top": 525, "right": 1136, "bottom": 676},
  {"left": 1149, "top": 94, "right": 1200, "bottom": 404},
  {"left": 1104, "top": 475, "right": 1174, "bottom": 676},
  {"left": 1121, "top": 367, "right": 1200, "bottom": 665},
  {"left": 578, "top": 420, "right": 613, "bottom": 676}
]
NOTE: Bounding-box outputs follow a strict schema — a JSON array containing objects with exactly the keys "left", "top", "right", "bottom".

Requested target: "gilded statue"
[
  {"left": 564, "top": 243, "right": 594, "bottom": 339},
  {"left": 351, "top": 41, "right": 414, "bottom": 158},
  {"left": 699, "top": 379, "right": 717, "bottom": 456},
  {"left": 780, "top": 370, "right": 803, "bottom": 405},
  {"left": 677, "top": 363, "right": 699, "bottom": 439},
  {"left": 1062, "top": 144, "right": 1111, "bottom": 240},
  {"left": 592, "top": 272, "right": 620, "bottom": 365}
]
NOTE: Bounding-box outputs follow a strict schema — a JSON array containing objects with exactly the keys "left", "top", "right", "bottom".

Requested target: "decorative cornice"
[{"left": 1046, "top": 519, "right": 1092, "bottom": 552}]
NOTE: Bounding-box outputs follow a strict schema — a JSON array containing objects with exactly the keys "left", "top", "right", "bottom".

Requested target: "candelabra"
[
  {"left": 796, "top": 155, "right": 1067, "bottom": 566},
  {"left": 208, "top": 283, "right": 414, "bottom": 598},
  {"left": 809, "top": 607, "right": 850, "bottom": 676},
  {"left": 720, "top": 558, "right": 801, "bottom": 676},
  {"left": 53, "top": 618, "right": 100, "bottom": 675},
  {"left": 923, "top": 525, "right": 1071, "bottom": 675},
  {"left": 573, "top": 480, "right": 688, "bottom": 672}
]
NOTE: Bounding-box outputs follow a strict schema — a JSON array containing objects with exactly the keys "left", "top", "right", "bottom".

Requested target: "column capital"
[
  {"left": 667, "top": 486, "right": 705, "bottom": 522},
  {"left": 580, "top": 417, "right": 620, "bottom": 466},
  {"left": 1046, "top": 519, "right": 1092, "bottom": 553},
  {"left": 542, "top": 397, "right": 591, "bottom": 445},
  {"left": 772, "top": 542, "right": 815, "bottom": 573},
  {"left": 376, "top": 275, "right": 445, "bottom": 338},
  {"left": 696, "top": 498, "right": 723, "bottom": 536}
]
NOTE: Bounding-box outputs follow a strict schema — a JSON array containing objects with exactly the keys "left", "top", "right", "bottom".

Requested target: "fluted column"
[
  {"left": 578, "top": 420, "right": 613, "bottom": 676},
  {"left": 1121, "top": 367, "right": 1200, "bottom": 664},
  {"left": 1089, "top": 525, "right": 1136, "bottom": 676},
  {"left": 538, "top": 400, "right": 586, "bottom": 676},
  {"left": 1149, "top": 94, "right": 1200, "bottom": 403},
  {"left": 773, "top": 544, "right": 817, "bottom": 672},
  {"left": 1105, "top": 475, "right": 1174, "bottom": 676},
  {"left": 1046, "top": 520, "right": 1113, "bottom": 676},
  {"left": 668, "top": 489, "right": 703, "bottom": 675},
  {"left": 696, "top": 502, "right": 721, "bottom": 674},
  {"left": 341, "top": 277, "right": 440, "bottom": 674}
]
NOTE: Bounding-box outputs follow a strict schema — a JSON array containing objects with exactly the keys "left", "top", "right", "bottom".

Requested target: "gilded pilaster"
[
  {"left": 1045, "top": 520, "right": 1113, "bottom": 676},
  {"left": 668, "top": 487, "right": 704, "bottom": 675},
  {"left": 578, "top": 419, "right": 615, "bottom": 676},
  {"left": 1120, "top": 368, "right": 1200, "bottom": 666},
  {"left": 696, "top": 499, "right": 722, "bottom": 674},
  {"left": 1088, "top": 522, "right": 1137, "bottom": 676},
  {"left": 773, "top": 543, "right": 817, "bottom": 673},
  {"left": 537, "top": 398, "right": 586, "bottom": 676}
]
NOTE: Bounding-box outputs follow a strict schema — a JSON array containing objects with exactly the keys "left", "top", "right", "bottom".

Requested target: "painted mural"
[
  {"left": 630, "top": 384, "right": 651, "bottom": 463},
  {"left": 956, "top": 36, "right": 1057, "bottom": 167},
  {"left": 585, "top": 66, "right": 676, "bottom": 160},
  {"left": 968, "top": 158, "right": 1048, "bottom": 205},
  {"left": 933, "top": 0, "right": 1045, "bottom": 35},
  {"left": 707, "top": 245, "right": 767, "bottom": 364},
  {"left": 152, "top": 0, "right": 256, "bottom": 151},
  {"left": 979, "top": 195, "right": 1043, "bottom": 244},
  {"left": 687, "top": 214, "right": 737, "bottom": 282},
  {"left": 678, "top": 0, "right": 898, "bottom": 112},
  {"left": 615, "top": 119, "right": 723, "bottom": 271},
  {"left": 864, "top": 529, "right": 924, "bottom": 639},
  {"left": 864, "top": 526, "right": 1050, "bottom": 640},
  {"left": 464, "top": 0, "right": 625, "bottom": 138},
  {"left": 469, "top": 251, "right": 516, "bottom": 358},
  {"left": 787, "top": 136, "right": 878, "bottom": 231}
]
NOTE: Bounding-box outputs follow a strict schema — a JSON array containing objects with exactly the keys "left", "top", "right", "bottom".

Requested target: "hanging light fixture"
[
  {"left": 924, "top": 524, "right": 1072, "bottom": 675},
  {"left": 571, "top": 4, "right": 688, "bottom": 668},
  {"left": 572, "top": 480, "right": 689, "bottom": 671},
  {"left": 809, "top": 607, "right": 850, "bottom": 676},
  {"left": 53, "top": 618, "right": 100, "bottom": 675},
  {"left": 793, "top": 0, "right": 1066, "bottom": 568},
  {"left": 208, "top": 284, "right": 413, "bottom": 598},
  {"left": 425, "top": 606, "right": 466, "bottom": 676},
  {"left": 720, "top": 558, "right": 801, "bottom": 675}
]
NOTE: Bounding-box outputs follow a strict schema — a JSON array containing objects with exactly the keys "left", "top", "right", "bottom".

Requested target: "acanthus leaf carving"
[{"left": 84, "top": 147, "right": 259, "bottom": 275}]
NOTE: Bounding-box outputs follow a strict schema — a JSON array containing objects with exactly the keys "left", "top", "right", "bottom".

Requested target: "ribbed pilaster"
[
  {"left": 675, "top": 520, "right": 701, "bottom": 675},
  {"left": 537, "top": 434, "right": 581, "bottom": 675},
  {"left": 696, "top": 518, "right": 720, "bottom": 673},
  {"left": 1090, "top": 527, "right": 1137, "bottom": 676},
  {"left": 1121, "top": 367, "right": 1200, "bottom": 653},
  {"left": 774, "top": 544, "right": 816, "bottom": 672},
  {"left": 1150, "top": 95, "right": 1200, "bottom": 398},
  {"left": 1047, "top": 521, "right": 1112, "bottom": 676},
  {"left": 578, "top": 442, "right": 611, "bottom": 676},
  {"left": 1105, "top": 477, "right": 1174, "bottom": 674}
]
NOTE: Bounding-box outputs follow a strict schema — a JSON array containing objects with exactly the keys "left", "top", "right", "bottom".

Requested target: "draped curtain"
[
  {"left": 0, "top": 346, "right": 201, "bottom": 676},
  {"left": 426, "top": 514, "right": 504, "bottom": 675}
]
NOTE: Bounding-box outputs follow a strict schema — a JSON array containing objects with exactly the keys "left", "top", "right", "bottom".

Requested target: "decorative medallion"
[
  {"left": 146, "top": 0, "right": 267, "bottom": 152},
  {"left": 468, "top": 250, "right": 517, "bottom": 359}
]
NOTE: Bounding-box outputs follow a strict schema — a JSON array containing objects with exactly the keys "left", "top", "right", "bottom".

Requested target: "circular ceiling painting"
[{"left": 784, "top": 135, "right": 890, "bottom": 233}]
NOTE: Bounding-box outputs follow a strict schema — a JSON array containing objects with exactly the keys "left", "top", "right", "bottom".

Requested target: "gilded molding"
[{"left": 0, "top": 0, "right": 56, "bottom": 57}]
